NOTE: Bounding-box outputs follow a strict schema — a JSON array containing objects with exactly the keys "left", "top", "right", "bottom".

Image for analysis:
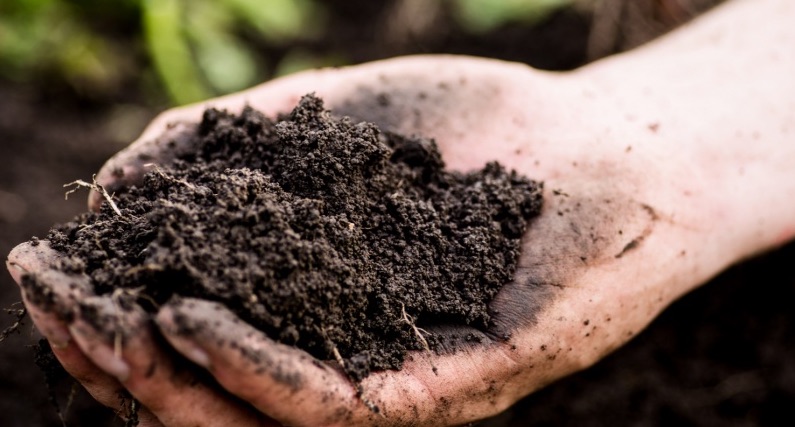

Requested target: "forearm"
[{"left": 574, "top": 0, "right": 795, "bottom": 261}]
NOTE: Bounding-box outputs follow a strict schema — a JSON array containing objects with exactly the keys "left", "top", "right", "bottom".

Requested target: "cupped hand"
[{"left": 6, "top": 55, "right": 750, "bottom": 426}]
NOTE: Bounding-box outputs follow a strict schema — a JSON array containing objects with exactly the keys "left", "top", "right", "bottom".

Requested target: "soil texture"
[
  {"left": 45, "top": 95, "right": 542, "bottom": 380},
  {"left": 9, "top": 2, "right": 788, "bottom": 426}
]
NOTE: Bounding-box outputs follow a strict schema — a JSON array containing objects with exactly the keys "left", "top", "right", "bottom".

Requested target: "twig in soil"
[
  {"left": 400, "top": 303, "right": 430, "bottom": 352},
  {"left": 64, "top": 175, "right": 121, "bottom": 217},
  {"left": 331, "top": 345, "right": 346, "bottom": 369},
  {"left": 399, "top": 303, "right": 438, "bottom": 375},
  {"left": 111, "top": 285, "right": 159, "bottom": 309},
  {"left": 144, "top": 163, "right": 198, "bottom": 190},
  {"left": 0, "top": 305, "right": 26, "bottom": 343}
]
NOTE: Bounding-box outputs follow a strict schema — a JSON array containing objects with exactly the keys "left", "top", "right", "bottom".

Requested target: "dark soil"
[
  {"left": 45, "top": 95, "right": 542, "bottom": 380},
  {"left": 6, "top": 1, "right": 790, "bottom": 427}
]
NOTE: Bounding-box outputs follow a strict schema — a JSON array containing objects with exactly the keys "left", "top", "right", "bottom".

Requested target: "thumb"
[{"left": 89, "top": 65, "right": 348, "bottom": 211}]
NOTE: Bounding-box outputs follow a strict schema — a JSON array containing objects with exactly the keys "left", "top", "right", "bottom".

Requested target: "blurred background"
[{"left": 3, "top": 0, "right": 794, "bottom": 425}]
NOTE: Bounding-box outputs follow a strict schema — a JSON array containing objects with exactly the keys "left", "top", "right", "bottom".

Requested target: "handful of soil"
[{"left": 45, "top": 95, "right": 543, "bottom": 380}]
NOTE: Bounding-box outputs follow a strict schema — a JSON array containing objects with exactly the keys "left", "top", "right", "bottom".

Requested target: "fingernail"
[
  {"left": 7, "top": 262, "right": 27, "bottom": 284},
  {"left": 50, "top": 340, "right": 69, "bottom": 350},
  {"left": 155, "top": 307, "right": 211, "bottom": 368},
  {"left": 68, "top": 325, "right": 131, "bottom": 381},
  {"left": 7, "top": 262, "right": 26, "bottom": 274},
  {"left": 102, "top": 354, "right": 131, "bottom": 382},
  {"left": 47, "top": 326, "right": 71, "bottom": 349},
  {"left": 185, "top": 346, "right": 211, "bottom": 369}
]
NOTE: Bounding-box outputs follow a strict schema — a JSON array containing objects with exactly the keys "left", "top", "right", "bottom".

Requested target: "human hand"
[{"left": 7, "top": 49, "right": 794, "bottom": 426}]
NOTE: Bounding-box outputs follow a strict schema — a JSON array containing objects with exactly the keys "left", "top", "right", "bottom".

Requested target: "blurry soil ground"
[{"left": 4, "top": 0, "right": 794, "bottom": 426}]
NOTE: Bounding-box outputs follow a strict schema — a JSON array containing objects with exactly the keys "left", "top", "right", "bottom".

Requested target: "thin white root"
[
  {"left": 144, "top": 163, "right": 197, "bottom": 190},
  {"left": 64, "top": 175, "right": 121, "bottom": 217},
  {"left": 331, "top": 345, "right": 346, "bottom": 369},
  {"left": 400, "top": 303, "right": 430, "bottom": 352}
]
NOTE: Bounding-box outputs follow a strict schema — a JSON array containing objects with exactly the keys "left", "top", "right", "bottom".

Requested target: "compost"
[{"left": 45, "top": 95, "right": 542, "bottom": 380}]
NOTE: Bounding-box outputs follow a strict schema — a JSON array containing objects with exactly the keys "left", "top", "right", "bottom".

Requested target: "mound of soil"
[{"left": 45, "top": 95, "right": 542, "bottom": 380}]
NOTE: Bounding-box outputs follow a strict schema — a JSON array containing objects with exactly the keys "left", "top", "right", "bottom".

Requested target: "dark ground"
[{"left": 3, "top": 1, "right": 793, "bottom": 426}]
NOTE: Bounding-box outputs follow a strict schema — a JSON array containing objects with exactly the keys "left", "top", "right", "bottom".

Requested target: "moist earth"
[{"left": 45, "top": 95, "right": 543, "bottom": 380}]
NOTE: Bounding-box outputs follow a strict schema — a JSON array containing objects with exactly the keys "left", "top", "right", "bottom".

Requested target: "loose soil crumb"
[{"left": 46, "top": 95, "right": 543, "bottom": 380}]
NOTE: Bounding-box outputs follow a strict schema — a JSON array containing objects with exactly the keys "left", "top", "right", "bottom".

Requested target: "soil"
[
  {"left": 5, "top": 1, "right": 794, "bottom": 427},
  {"left": 44, "top": 95, "right": 542, "bottom": 381}
]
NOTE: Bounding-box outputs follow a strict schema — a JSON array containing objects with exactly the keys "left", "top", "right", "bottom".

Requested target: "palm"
[{"left": 9, "top": 56, "right": 702, "bottom": 426}]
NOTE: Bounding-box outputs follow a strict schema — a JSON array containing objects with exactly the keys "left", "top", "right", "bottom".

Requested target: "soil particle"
[{"left": 45, "top": 95, "right": 542, "bottom": 380}]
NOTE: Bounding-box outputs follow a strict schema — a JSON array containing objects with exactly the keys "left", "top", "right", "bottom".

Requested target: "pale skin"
[{"left": 6, "top": 0, "right": 795, "bottom": 425}]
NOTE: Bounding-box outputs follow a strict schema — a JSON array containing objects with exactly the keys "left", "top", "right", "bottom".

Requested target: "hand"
[
  {"left": 2, "top": 56, "right": 728, "bottom": 426},
  {"left": 8, "top": 41, "right": 795, "bottom": 427}
]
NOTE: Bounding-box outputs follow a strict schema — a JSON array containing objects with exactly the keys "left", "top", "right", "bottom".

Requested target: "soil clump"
[{"left": 45, "top": 95, "right": 542, "bottom": 380}]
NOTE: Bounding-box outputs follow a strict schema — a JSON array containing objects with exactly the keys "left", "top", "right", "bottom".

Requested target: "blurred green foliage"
[
  {"left": 0, "top": 0, "right": 574, "bottom": 106},
  {"left": 0, "top": 0, "right": 326, "bottom": 105},
  {"left": 0, "top": 0, "right": 133, "bottom": 93},
  {"left": 140, "top": 0, "right": 325, "bottom": 104},
  {"left": 450, "top": 0, "right": 574, "bottom": 33}
]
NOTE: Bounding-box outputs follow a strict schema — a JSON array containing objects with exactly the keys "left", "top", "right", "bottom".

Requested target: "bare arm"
[{"left": 577, "top": 0, "right": 795, "bottom": 260}]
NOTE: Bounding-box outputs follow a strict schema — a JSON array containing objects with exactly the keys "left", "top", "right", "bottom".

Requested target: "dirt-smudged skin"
[
  {"left": 154, "top": 86, "right": 659, "bottom": 425},
  {"left": 9, "top": 69, "right": 674, "bottom": 426},
  {"left": 42, "top": 95, "right": 543, "bottom": 382},
  {"left": 329, "top": 77, "right": 660, "bottom": 347}
]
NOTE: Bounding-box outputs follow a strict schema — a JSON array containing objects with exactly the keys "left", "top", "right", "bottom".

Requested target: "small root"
[
  {"left": 144, "top": 163, "right": 198, "bottom": 190},
  {"left": 399, "top": 303, "right": 438, "bottom": 375},
  {"left": 400, "top": 303, "right": 430, "bottom": 352},
  {"left": 64, "top": 175, "right": 121, "bottom": 217},
  {"left": 112, "top": 285, "right": 159, "bottom": 309},
  {"left": 331, "top": 345, "right": 346, "bottom": 369}
]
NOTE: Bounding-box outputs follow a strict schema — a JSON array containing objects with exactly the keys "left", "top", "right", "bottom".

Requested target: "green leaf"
[
  {"left": 181, "top": 0, "right": 260, "bottom": 94},
  {"left": 193, "top": 32, "right": 261, "bottom": 94},
  {"left": 142, "top": 0, "right": 211, "bottom": 105},
  {"left": 452, "top": 0, "right": 573, "bottom": 33},
  {"left": 221, "top": 0, "right": 323, "bottom": 42},
  {"left": 274, "top": 49, "right": 345, "bottom": 78}
]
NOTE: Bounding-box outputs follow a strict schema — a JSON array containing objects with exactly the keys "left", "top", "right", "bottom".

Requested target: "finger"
[
  {"left": 46, "top": 339, "right": 164, "bottom": 427},
  {"left": 156, "top": 298, "right": 544, "bottom": 426},
  {"left": 89, "top": 66, "right": 345, "bottom": 211},
  {"left": 90, "top": 56, "right": 443, "bottom": 210},
  {"left": 92, "top": 55, "right": 536, "bottom": 213},
  {"left": 7, "top": 242, "right": 79, "bottom": 345},
  {"left": 89, "top": 122, "right": 198, "bottom": 211},
  {"left": 156, "top": 298, "right": 372, "bottom": 426},
  {"left": 88, "top": 66, "right": 344, "bottom": 211},
  {"left": 69, "top": 295, "right": 274, "bottom": 427},
  {"left": 7, "top": 242, "right": 163, "bottom": 426}
]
